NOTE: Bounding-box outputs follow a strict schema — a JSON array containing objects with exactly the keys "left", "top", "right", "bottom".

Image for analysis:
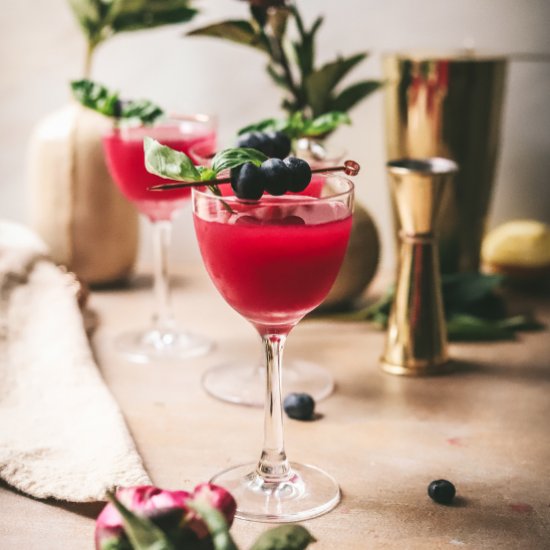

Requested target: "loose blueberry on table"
[
  {"left": 428, "top": 479, "right": 456, "bottom": 504},
  {"left": 284, "top": 392, "right": 316, "bottom": 420}
]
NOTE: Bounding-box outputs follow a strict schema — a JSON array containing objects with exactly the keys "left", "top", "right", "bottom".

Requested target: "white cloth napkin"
[{"left": 0, "top": 221, "right": 150, "bottom": 501}]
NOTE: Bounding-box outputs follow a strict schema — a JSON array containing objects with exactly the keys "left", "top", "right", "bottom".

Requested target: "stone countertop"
[{"left": 1, "top": 268, "right": 549, "bottom": 549}]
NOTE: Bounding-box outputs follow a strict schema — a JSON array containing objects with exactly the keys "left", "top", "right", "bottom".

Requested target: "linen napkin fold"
[{"left": 0, "top": 223, "right": 150, "bottom": 501}]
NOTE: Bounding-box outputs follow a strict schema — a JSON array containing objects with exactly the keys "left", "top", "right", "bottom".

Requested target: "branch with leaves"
[
  {"left": 188, "top": 0, "right": 382, "bottom": 138},
  {"left": 68, "top": 0, "right": 198, "bottom": 77}
]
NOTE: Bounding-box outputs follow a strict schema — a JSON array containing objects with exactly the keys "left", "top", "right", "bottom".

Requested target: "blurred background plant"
[
  {"left": 188, "top": 0, "right": 382, "bottom": 139},
  {"left": 68, "top": 0, "right": 198, "bottom": 77}
]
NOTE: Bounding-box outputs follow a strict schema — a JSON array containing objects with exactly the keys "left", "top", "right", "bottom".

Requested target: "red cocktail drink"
[{"left": 192, "top": 174, "right": 354, "bottom": 523}]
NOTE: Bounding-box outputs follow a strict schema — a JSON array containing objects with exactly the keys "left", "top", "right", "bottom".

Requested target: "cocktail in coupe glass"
[
  {"left": 103, "top": 114, "right": 216, "bottom": 363},
  {"left": 192, "top": 174, "right": 354, "bottom": 522},
  {"left": 189, "top": 141, "right": 343, "bottom": 406}
]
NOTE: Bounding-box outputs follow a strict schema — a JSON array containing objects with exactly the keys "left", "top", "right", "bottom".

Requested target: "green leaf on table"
[
  {"left": 107, "top": 492, "right": 176, "bottom": 550},
  {"left": 446, "top": 314, "right": 515, "bottom": 342},
  {"left": 250, "top": 525, "right": 316, "bottom": 550},
  {"left": 211, "top": 148, "right": 268, "bottom": 173},
  {"left": 443, "top": 272, "right": 504, "bottom": 308},
  {"left": 186, "top": 500, "right": 238, "bottom": 550},
  {"left": 302, "top": 111, "right": 351, "bottom": 136},
  {"left": 304, "top": 53, "right": 367, "bottom": 116},
  {"left": 71, "top": 79, "right": 165, "bottom": 125},
  {"left": 144, "top": 137, "right": 200, "bottom": 181},
  {"left": 329, "top": 80, "right": 384, "bottom": 113},
  {"left": 188, "top": 20, "right": 269, "bottom": 52}
]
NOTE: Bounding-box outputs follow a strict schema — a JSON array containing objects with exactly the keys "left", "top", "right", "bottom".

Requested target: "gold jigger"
[{"left": 382, "top": 158, "right": 458, "bottom": 376}]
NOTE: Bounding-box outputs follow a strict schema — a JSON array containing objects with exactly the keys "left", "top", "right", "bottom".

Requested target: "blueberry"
[
  {"left": 261, "top": 158, "right": 292, "bottom": 196},
  {"left": 231, "top": 162, "right": 264, "bottom": 201},
  {"left": 266, "top": 131, "right": 291, "bottom": 159},
  {"left": 428, "top": 479, "right": 456, "bottom": 505},
  {"left": 284, "top": 157, "right": 312, "bottom": 192},
  {"left": 283, "top": 393, "right": 315, "bottom": 420},
  {"left": 236, "top": 132, "right": 264, "bottom": 151}
]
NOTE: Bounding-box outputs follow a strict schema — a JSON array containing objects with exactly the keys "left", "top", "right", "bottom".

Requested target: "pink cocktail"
[
  {"left": 103, "top": 115, "right": 216, "bottom": 363},
  {"left": 192, "top": 174, "right": 354, "bottom": 523}
]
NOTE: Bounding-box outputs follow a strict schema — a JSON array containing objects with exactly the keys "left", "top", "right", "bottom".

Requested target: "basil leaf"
[
  {"left": 303, "top": 111, "right": 351, "bottom": 136},
  {"left": 250, "top": 525, "right": 316, "bottom": 550},
  {"left": 71, "top": 79, "right": 119, "bottom": 117},
  {"left": 110, "top": 0, "right": 197, "bottom": 33},
  {"left": 188, "top": 20, "right": 269, "bottom": 52},
  {"left": 304, "top": 53, "right": 367, "bottom": 117},
  {"left": 238, "top": 118, "right": 282, "bottom": 135},
  {"left": 211, "top": 148, "right": 268, "bottom": 173},
  {"left": 329, "top": 80, "right": 384, "bottom": 113},
  {"left": 144, "top": 137, "right": 200, "bottom": 181},
  {"left": 71, "top": 79, "right": 165, "bottom": 125},
  {"left": 107, "top": 492, "right": 176, "bottom": 550}
]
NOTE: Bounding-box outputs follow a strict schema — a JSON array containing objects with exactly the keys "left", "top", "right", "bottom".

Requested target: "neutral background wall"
[{"left": 1, "top": 0, "right": 549, "bottom": 270}]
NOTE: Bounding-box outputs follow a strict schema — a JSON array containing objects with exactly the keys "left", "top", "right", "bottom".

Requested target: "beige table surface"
[{"left": 1, "top": 267, "right": 549, "bottom": 549}]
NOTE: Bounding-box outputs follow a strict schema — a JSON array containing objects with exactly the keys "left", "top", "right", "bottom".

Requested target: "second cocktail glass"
[
  {"left": 103, "top": 114, "right": 216, "bottom": 363},
  {"left": 192, "top": 174, "right": 354, "bottom": 521}
]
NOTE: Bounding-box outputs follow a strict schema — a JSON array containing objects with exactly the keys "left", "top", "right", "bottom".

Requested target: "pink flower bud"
[{"left": 95, "top": 484, "right": 236, "bottom": 550}]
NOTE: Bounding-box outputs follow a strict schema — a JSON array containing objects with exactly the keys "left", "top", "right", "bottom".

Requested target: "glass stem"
[
  {"left": 257, "top": 333, "right": 291, "bottom": 482},
  {"left": 151, "top": 220, "right": 175, "bottom": 333}
]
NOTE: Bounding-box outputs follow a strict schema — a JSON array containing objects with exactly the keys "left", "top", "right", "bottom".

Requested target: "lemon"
[{"left": 482, "top": 220, "right": 550, "bottom": 281}]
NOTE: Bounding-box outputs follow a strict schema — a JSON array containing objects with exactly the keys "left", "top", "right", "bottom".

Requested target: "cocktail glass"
[
  {"left": 103, "top": 114, "right": 216, "bottom": 363},
  {"left": 189, "top": 142, "right": 342, "bottom": 406},
  {"left": 192, "top": 174, "right": 354, "bottom": 521}
]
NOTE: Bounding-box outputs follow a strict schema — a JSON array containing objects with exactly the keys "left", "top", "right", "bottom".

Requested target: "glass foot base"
[
  {"left": 202, "top": 360, "right": 334, "bottom": 407},
  {"left": 115, "top": 328, "right": 213, "bottom": 363},
  {"left": 210, "top": 462, "right": 340, "bottom": 523}
]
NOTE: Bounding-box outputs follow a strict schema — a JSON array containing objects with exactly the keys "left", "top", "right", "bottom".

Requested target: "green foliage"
[
  {"left": 68, "top": 0, "right": 197, "bottom": 75},
  {"left": 250, "top": 525, "right": 316, "bottom": 550},
  {"left": 211, "top": 148, "right": 268, "bottom": 173},
  {"left": 144, "top": 137, "right": 201, "bottom": 182},
  {"left": 330, "top": 273, "right": 545, "bottom": 341},
  {"left": 71, "top": 79, "right": 165, "bottom": 125},
  {"left": 188, "top": 2, "right": 381, "bottom": 124},
  {"left": 107, "top": 493, "right": 176, "bottom": 550},
  {"left": 238, "top": 111, "right": 350, "bottom": 140},
  {"left": 186, "top": 501, "right": 239, "bottom": 550},
  {"left": 69, "top": 0, "right": 198, "bottom": 48}
]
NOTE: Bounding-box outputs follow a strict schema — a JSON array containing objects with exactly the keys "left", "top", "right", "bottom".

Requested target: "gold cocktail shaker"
[
  {"left": 382, "top": 158, "right": 458, "bottom": 376},
  {"left": 384, "top": 51, "right": 507, "bottom": 273}
]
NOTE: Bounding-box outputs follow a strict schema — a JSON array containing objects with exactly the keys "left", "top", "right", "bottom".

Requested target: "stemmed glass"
[
  {"left": 189, "top": 142, "right": 342, "bottom": 406},
  {"left": 102, "top": 114, "right": 216, "bottom": 363},
  {"left": 192, "top": 174, "right": 354, "bottom": 521}
]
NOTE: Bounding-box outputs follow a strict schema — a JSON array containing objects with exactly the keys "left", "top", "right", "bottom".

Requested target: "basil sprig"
[
  {"left": 71, "top": 79, "right": 164, "bottom": 125},
  {"left": 144, "top": 137, "right": 268, "bottom": 197},
  {"left": 328, "top": 273, "right": 545, "bottom": 342},
  {"left": 238, "top": 111, "right": 351, "bottom": 140}
]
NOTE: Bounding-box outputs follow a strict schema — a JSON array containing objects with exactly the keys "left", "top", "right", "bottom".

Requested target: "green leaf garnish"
[
  {"left": 107, "top": 492, "right": 176, "bottom": 550},
  {"left": 211, "top": 148, "right": 268, "bottom": 173},
  {"left": 237, "top": 111, "right": 350, "bottom": 140},
  {"left": 250, "top": 525, "right": 317, "bottom": 550},
  {"left": 71, "top": 79, "right": 164, "bottom": 125},
  {"left": 144, "top": 137, "right": 200, "bottom": 182}
]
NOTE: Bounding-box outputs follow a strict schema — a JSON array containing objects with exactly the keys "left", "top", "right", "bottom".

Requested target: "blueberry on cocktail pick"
[
  {"left": 231, "top": 162, "right": 264, "bottom": 200},
  {"left": 284, "top": 157, "right": 312, "bottom": 192},
  {"left": 266, "top": 131, "right": 291, "bottom": 159},
  {"left": 284, "top": 393, "right": 316, "bottom": 420},
  {"left": 237, "top": 131, "right": 290, "bottom": 159},
  {"left": 261, "top": 158, "right": 292, "bottom": 196}
]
